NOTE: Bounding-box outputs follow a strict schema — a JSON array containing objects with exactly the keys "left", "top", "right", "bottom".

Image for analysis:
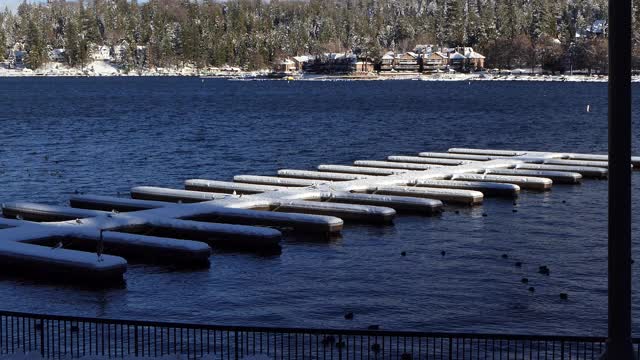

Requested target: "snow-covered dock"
[{"left": 0, "top": 147, "right": 628, "bottom": 285}]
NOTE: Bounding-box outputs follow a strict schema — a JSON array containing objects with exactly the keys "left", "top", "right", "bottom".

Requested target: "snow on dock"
[
  {"left": 277, "top": 169, "right": 366, "bottom": 181},
  {"left": 514, "top": 163, "right": 608, "bottom": 178},
  {"left": 353, "top": 160, "right": 441, "bottom": 171},
  {"left": 412, "top": 179, "right": 520, "bottom": 197},
  {"left": 323, "top": 192, "right": 442, "bottom": 214},
  {"left": 317, "top": 164, "right": 409, "bottom": 176},
  {"left": 0, "top": 147, "right": 625, "bottom": 285},
  {"left": 450, "top": 174, "right": 553, "bottom": 191},
  {"left": 448, "top": 147, "right": 640, "bottom": 168},
  {"left": 482, "top": 169, "right": 582, "bottom": 184},
  {"left": 131, "top": 186, "right": 232, "bottom": 203},
  {"left": 372, "top": 186, "right": 484, "bottom": 205},
  {"left": 387, "top": 156, "right": 474, "bottom": 166},
  {"left": 233, "top": 175, "right": 325, "bottom": 187}
]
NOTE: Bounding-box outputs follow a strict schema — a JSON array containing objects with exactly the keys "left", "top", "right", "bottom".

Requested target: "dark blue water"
[{"left": 0, "top": 78, "right": 638, "bottom": 336}]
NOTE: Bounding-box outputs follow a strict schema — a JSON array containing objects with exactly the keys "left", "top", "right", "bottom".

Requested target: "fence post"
[
  {"left": 560, "top": 340, "right": 565, "bottom": 360},
  {"left": 134, "top": 325, "right": 138, "bottom": 357},
  {"left": 338, "top": 335, "right": 343, "bottom": 360},
  {"left": 39, "top": 319, "right": 45, "bottom": 358},
  {"left": 448, "top": 336, "right": 453, "bottom": 359},
  {"left": 604, "top": 0, "right": 635, "bottom": 356},
  {"left": 234, "top": 330, "right": 239, "bottom": 360}
]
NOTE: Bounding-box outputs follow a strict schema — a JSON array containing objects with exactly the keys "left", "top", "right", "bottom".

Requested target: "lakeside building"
[
  {"left": 423, "top": 51, "right": 449, "bottom": 72},
  {"left": 378, "top": 46, "right": 486, "bottom": 73},
  {"left": 447, "top": 51, "right": 467, "bottom": 71},
  {"left": 355, "top": 60, "right": 375, "bottom": 72},
  {"left": 380, "top": 52, "right": 395, "bottom": 71},
  {"left": 112, "top": 41, "right": 130, "bottom": 63},
  {"left": 465, "top": 48, "right": 486, "bottom": 70},
  {"left": 293, "top": 56, "right": 312, "bottom": 71},
  {"left": 48, "top": 47, "right": 65, "bottom": 62},
  {"left": 274, "top": 47, "right": 485, "bottom": 75},
  {"left": 394, "top": 52, "right": 421, "bottom": 72},
  {"left": 273, "top": 52, "right": 375, "bottom": 75},
  {"left": 92, "top": 45, "right": 112, "bottom": 61},
  {"left": 274, "top": 58, "right": 297, "bottom": 73},
  {"left": 576, "top": 19, "right": 608, "bottom": 39},
  {"left": 7, "top": 43, "right": 25, "bottom": 68}
]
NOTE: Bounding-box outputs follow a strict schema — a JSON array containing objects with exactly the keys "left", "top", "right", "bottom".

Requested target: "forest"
[{"left": 0, "top": 0, "right": 636, "bottom": 72}]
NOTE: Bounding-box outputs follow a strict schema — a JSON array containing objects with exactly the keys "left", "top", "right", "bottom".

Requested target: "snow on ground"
[
  {"left": 85, "top": 60, "right": 121, "bottom": 76},
  {"left": 0, "top": 61, "right": 203, "bottom": 77},
  {"left": 1, "top": 61, "right": 639, "bottom": 82}
]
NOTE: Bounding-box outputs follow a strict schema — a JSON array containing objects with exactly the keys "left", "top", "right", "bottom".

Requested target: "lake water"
[{"left": 0, "top": 78, "right": 639, "bottom": 336}]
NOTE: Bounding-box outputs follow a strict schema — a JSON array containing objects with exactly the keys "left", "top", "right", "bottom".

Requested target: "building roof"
[
  {"left": 280, "top": 59, "right": 295, "bottom": 65},
  {"left": 293, "top": 55, "right": 311, "bottom": 62},
  {"left": 466, "top": 51, "right": 485, "bottom": 59},
  {"left": 413, "top": 44, "right": 434, "bottom": 54},
  {"left": 382, "top": 53, "right": 395, "bottom": 60},
  {"left": 449, "top": 52, "right": 466, "bottom": 60}
]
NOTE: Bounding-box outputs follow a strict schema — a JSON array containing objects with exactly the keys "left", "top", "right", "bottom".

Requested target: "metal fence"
[{"left": 0, "top": 310, "right": 635, "bottom": 359}]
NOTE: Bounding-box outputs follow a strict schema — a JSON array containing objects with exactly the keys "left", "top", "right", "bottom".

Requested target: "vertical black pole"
[{"left": 605, "top": 0, "right": 633, "bottom": 356}]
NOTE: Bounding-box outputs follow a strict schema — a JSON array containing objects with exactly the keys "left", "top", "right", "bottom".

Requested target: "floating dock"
[{"left": 0, "top": 148, "right": 629, "bottom": 284}]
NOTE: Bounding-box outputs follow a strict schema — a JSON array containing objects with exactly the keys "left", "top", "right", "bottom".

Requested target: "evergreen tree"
[
  {"left": 530, "top": 0, "right": 556, "bottom": 41},
  {"left": 444, "top": 0, "right": 465, "bottom": 46},
  {"left": 64, "top": 18, "right": 80, "bottom": 66},
  {"left": 0, "top": 31, "right": 5, "bottom": 61},
  {"left": 25, "top": 19, "right": 46, "bottom": 69},
  {"left": 80, "top": 0, "right": 101, "bottom": 44},
  {"left": 466, "top": 0, "right": 481, "bottom": 47},
  {"left": 495, "top": 0, "right": 520, "bottom": 40},
  {"left": 0, "top": 14, "right": 6, "bottom": 61}
]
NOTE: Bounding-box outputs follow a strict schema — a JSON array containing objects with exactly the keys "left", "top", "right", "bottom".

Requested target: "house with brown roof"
[
  {"left": 293, "top": 56, "right": 312, "bottom": 71},
  {"left": 423, "top": 52, "right": 448, "bottom": 73},
  {"left": 380, "top": 52, "right": 395, "bottom": 71},
  {"left": 274, "top": 59, "right": 297, "bottom": 73},
  {"left": 463, "top": 48, "right": 486, "bottom": 70},
  {"left": 394, "top": 52, "right": 421, "bottom": 72},
  {"left": 447, "top": 51, "right": 467, "bottom": 71}
]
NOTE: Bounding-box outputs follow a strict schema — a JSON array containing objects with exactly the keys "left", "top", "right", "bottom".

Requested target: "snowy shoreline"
[{"left": 1, "top": 60, "right": 637, "bottom": 83}]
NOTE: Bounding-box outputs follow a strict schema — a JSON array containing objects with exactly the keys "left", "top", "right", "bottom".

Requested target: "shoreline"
[{"left": 1, "top": 61, "right": 637, "bottom": 82}]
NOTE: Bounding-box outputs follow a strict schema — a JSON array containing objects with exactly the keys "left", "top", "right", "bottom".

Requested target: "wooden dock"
[{"left": 0, "top": 148, "right": 627, "bottom": 284}]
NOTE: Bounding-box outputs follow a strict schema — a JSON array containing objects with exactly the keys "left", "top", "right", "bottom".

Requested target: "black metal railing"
[{"left": 0, "top": 310, "right": 636, "bottom": 359}]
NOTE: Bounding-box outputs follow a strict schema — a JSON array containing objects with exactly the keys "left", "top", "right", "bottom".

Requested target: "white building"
[
  {"left": 48, "top": 48, "right": 65, "bottom": 62},
  {"left": 92, "top": 45, "right": 111, "bottom": 61},
  {"left": 112, "top": 40, "right": 129, "bottom": 63}
]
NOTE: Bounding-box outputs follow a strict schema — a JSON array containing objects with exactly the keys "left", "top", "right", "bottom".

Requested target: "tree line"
[{"left": 0, "top": 0, "right": 638, "bottom": 72}]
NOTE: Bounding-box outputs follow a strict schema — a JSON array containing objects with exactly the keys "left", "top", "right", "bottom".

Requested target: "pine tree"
[
  {"left": 25, "top": 19, "right": 46, "bottom": 69},
  {"left": 0, "top": 15, "right": 6, "bottom": 61},
  {"left": 64, "top": 19, "right": 80, "bottom": 66},
  {"left": 466, "top": 0, "right": 481, "bottom": 47},
  {"left": 80, "top": 0, "right": 100, "bottom": 44},
  {"left": 444, "top": 0, "right": 465, "bottom": 46},
  {"left": 495, "top": 0, "right": 520, "bottom": 40},
  {"left": 530, "top": 0, "right": 555, "bottom": 41}
]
